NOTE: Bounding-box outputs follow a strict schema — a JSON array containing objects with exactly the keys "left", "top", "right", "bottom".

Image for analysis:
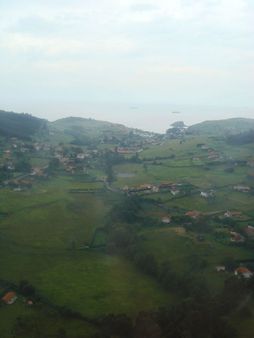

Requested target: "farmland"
[{"left": 1, "top": 114, "right": 254, "bottom": 337}]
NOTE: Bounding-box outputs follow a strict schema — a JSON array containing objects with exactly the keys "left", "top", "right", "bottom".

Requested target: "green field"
[
  {"left": 1, "top": 123, "right": 254, "bottom": 337},
  {"left": 0, "top": 176, "right": 170, "bottom": 322}
]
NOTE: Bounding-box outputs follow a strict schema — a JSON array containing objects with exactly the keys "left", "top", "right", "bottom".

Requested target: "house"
[
  {"left": 192, "top": 157, "right": 200, "bottom": 161},
  {"left": 1, "top": 291, "right": 17, "bottom": 305},
  {"left": 233, "top": 185, "right": 251, "bottom": 193},
  {"left": 170, "top": 188, "right": 180, "bottom": 196},
  {"left": 200, "top": 191, "right": 209, "bottom": 198},
  {"left": 243, "top": 225, "right": 254, "bottom": 239},
  {"left": 224, "top": 210, "right": 232, "bottom": 218},
  {"left": 76, "top": 153, "right": 85, "bottom": 160},
  {"left": 234, "top": 267, "right": 253, "bottom": 279},
  {"left": 224, "top": 210, "right": 242, "bottom": 218},
  {"left": 152, "top": 185, "right": 159, "bottom": 193},
  {"left": 196, "top": 143, "right": 206, "bottom": 148},
  {"left": 161, "top": 216, "right": 171, "bottom": 224},
  {"left": 216, "top": 265, "right": 226, "bottom": 272},
  {"left": 230, "top": 231, "right": 245, "bottom": 243},
  {"left": 185, "top": 210, "right": 201, "bottom": 219}
]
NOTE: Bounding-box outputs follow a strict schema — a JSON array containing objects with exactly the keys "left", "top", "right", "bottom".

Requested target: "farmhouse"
[
  {"left": 185, "top": 210, "right": 201, "bottom": 219},
  {"left": 234, "top": 267, "right": 253, "bottom": 279},
  {"left": 161, "top": 216, "right": 171, "bottom": 224},
  {"left": 152, "top": 185, "right": 160, "bottom": 193},
  {"left": 243, "top": 225, "right": 254, "bottom": 238},
  {"left": 200, "top": 191, "right": 209, "bottom": 198},
  {"left": 216, "top": 266, "right": 226, "bottom": 272},
  {"left": 76, "top": 153, "right": 86, "bottom": 160},
  {"left": 230, "top": 231, "right": 245, "bottom": 243},
  {"left": 170, "top": 187, "right": 180, "bottom": 196},
  {"left": 159, "top": 182, "right": 173, "bottom": 190},
  {"left": 1, "top": 291, "right": 17, "bottom": 305},
  {"left": 224, "top": 210, "right": 242, "bottom": 218},
  {"left": 116, "top": 147, "right": 142, "bottom": 154},
  {"left": 233, "top": 185, "right": 251, "bottom": 193}
]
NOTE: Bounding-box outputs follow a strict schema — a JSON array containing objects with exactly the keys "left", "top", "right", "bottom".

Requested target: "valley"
[{"left": 0, "top": 111, "right": 254, "bottom": 337}]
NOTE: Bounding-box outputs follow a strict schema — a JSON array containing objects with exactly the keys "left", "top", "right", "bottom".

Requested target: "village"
[{"left": 1, "top": 119, "right": 254, "bottom": 338}]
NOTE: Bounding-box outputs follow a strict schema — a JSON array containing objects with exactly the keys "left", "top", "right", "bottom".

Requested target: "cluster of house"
[
  {"left": 53, "top": 147, "right": 99, "bottom": 173},
  {"left": 230, "top": 225, "right": 254, "bottom": 243},
  {"left": 123, "top": 182, "right": 183, "bottom": 195},
  {"left": 233, "top": 185, "right": 251, "bottom": 193},
  {"left": 1, "top": 291, "right": 33, "bottom": 306},
  {"left": 115, "top": 146, "right": 143, "bottom": 155},
  {"left": 2, "top": 139, "right": 51, "bottom": 158},
  {"left": 200, "top": 190, "right": 215, "bottom": 199},
  {"left": 196, "top": 144, "right": 223, "bottom": 161},
  {"left": 1, "top": 165, "right": 49, "bottom": 190},
  {"left": 216, "top": 265, "right": 253, "bottom": 279}
]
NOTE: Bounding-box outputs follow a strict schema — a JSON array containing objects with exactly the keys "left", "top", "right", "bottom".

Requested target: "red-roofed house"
[
  {"left": 234, "top": 267, "right": 253, "bottom": 279},
  {"left": 1, "top": 291, "right": 17, "bottom": 305},
  {"left": 185, "top": 210, "right": 201, "bottom": 219}
]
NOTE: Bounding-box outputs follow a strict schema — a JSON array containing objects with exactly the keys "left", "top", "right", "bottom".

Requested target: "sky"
[{"left": 0, "top": 0, "right": 253, "bottom": 132}]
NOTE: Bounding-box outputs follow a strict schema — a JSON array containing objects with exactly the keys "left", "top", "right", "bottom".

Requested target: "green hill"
[
  {"left": 50, "top": 116, "right": 155, "bottom": 145},
  {"left": 0, "top": 110, "right": 47, "bottom": 139},
  {"left": 187, "top": 118, "right": 254, "bottom": 136},
  {"left": 52, "top": 117, "right": 130, "bottom": 138}
]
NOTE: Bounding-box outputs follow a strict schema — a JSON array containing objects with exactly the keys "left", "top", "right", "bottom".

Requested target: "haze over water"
[{"left": 5, "top": 101, "right": 254, "bottom": 133}]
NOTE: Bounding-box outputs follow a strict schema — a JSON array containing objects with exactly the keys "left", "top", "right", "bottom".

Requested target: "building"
[
  {"left": 244, "top": 225, "right": 254, "bottom": 238},
  {"left": 185, "top": 210, "right": 201, "bottom": 219},
  {"left": 161, "top": 216, "right": 171, "bottom": 224},
  {"left": 230, "top": 232, "right": 245, "bottom": 243},
  {"left": 234, "top": 267, "right": 253, "bottom": 279},
  {"left": 1, "top": 291, "right": 17, "bottom": 305},
  {"left": 233, "top": 185, "right": 251, "bottom": 193},
  {"left": 216, "top": 266, "right": 226, "bottom": 272}
]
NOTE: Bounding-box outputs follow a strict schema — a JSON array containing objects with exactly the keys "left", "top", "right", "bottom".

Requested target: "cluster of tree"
[
  {"left": 0, "top": 110, "right": 47, "bottom": 139},
  {"left": 106, "top": 197, "right": 210, "bottom": 298},
  {"left": 98, "top": 273, "right": 254, "bottom": 338},
  {"left": 18, "top": 280, "right": 35, "bottom": 297},
  {"left": 97, "top": 289, "right": 241, "bottom": 338},
  {"left": 109, "top": 195, "right": 143, "bottom": 223},
  {"left": 227, "top": 129, "right": 254, "bottom": 145},
  {"left": 166, "top": 121, "right": 186, "bottom": 139},
  {"left": 100, "top": 150, "right": 125, "bottom": 182}
]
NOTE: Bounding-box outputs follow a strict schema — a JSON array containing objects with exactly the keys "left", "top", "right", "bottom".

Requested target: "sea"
[{"left": 3, "top": 102, "right": 254, "bottom": 134}]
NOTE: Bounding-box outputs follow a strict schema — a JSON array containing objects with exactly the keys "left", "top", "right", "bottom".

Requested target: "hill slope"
[
  {"left": 187, "top": 118, "right": 254, "bottom": 136},
  {"left": 52, "top": 117, "right": 130, "bottom": 138},
  {"left": 50, "top": 116, "right": 156, "bottom": 145},
  {"left": 0, "top": 110, "right": 47, "bottom": 139}
]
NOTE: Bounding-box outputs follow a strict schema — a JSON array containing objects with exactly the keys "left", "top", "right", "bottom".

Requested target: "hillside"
[
  {"left": 2, "top": 112, "right": 254, "bottom": 337},
  {"left": 187, "top": 118, "right": 254, "bottom": 136},
  {"left": 50, "top": 116, "right": 156, "bottom": 145},
  {"left": 0, "top": 110, "right": 47, "bottom": 139}
]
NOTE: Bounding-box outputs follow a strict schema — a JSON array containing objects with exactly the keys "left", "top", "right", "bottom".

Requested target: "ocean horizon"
[{"left": 1, "top": 102, "right": 254, "bottom": 133}]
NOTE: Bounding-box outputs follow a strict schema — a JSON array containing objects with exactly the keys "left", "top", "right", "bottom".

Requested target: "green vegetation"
[
  {"left": 1, "top": 112, "right": 254, "bottom": 337},
  {"left": 0, "top": 110, "right": 47, "bottom": 139}
]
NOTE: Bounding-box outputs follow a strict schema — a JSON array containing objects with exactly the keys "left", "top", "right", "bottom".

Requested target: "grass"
[
  {"left": 0, "top": 175, "right": 171, "bottom": 318},
  {"left": 0, "top": 245, "right": 171, "bottom": 317},
  {"left": 140, "top": 226, "right": 253, "bottom": 293},
  {"left": 1, "top": 134, "right": 254, "bottom": 335},
  {"left": 0, "top": 300, "right": 98, "bottom": 338}
]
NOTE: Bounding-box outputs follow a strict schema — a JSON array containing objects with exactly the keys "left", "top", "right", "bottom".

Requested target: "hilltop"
[
  {"left": 0, "top": 110, "right": 47, "bottom": 139},
  {"left": 51, "top": 116, "right": 156, "bottom": 142},
  {"left": 187, "top": 117, "right": 254, "bottom": 136}
]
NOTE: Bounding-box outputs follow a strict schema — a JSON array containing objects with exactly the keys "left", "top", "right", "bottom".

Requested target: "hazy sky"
[{"left": 0, "top": 0, "right": 253, "bottom": 131}]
